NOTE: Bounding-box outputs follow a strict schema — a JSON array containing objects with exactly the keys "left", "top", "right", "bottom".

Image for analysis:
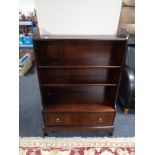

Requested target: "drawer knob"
[
  {"left": 55, "top": 118, "right": 61, "bottom": 123},
  {"left": 98, "top": 117, "right": 103, "bottom": 123}
]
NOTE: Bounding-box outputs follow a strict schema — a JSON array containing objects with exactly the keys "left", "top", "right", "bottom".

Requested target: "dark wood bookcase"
[{"left": 33, "top": 28, "right": 128, "bottom": 136}]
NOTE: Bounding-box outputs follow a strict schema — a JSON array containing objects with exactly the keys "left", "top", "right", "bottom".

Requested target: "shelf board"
[
  {"left": 19, "top": 21, "right": 33, "bottom": 26},
  {"left": 37, "top": 58, "right": 121, "bottom": 68},
  {"left": 33, "top": 34, "right": 127, "bottom": 41},
  {"left": 38, "top": 65, "right": 121, "bottom": 69},
  {"left": 43, "top": 101, "right": 115, "bottom": 112},
  {"left": 19, "top": 44, "right": 33, "bottom": 48},
  {"left": 41, "top": 83, "right": 117, "bottom": 87}
]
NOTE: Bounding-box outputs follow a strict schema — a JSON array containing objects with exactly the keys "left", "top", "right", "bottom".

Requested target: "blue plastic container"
[
  {"left": 23, "top": 36, "right": 32, "bottom": 45},
  {"left": 19, "top": 35, "right": 24, "bottom": 45}
]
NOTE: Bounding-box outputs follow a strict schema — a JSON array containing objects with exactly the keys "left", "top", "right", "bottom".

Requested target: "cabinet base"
[{"left": 43, "top": 126, "right": 114, "bottom": 137}]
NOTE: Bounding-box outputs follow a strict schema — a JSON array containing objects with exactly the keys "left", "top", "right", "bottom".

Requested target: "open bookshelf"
[{"left": 33, "top": 28, "right": 128, "bottom": 136}]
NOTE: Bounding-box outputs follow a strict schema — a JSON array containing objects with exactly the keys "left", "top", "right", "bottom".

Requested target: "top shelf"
[
  {"left": 33, "top": 28, "right": 129, "bottom": 41},
  {"left": 38, "top": 65, "right": 121, "bottom": 69},
  {"left": 33, "top": 35, "right": 128, "bottom": 41}
]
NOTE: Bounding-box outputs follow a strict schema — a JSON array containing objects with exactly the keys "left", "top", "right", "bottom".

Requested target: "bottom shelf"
[{"left": 43, "top": 101, "right": 115, "bottom": 112}]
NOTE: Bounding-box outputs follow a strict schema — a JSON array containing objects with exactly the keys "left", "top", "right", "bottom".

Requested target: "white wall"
[
  {"left": 35, "top": 0, "right": 122, "bottom": 35},
  {"left": 19, "top": 0, "right": 36, "bottom": 16}
]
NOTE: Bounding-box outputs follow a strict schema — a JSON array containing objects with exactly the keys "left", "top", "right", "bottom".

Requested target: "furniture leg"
[
  {"left": 109, "top": 131, "right": 114, "bottom": 136},
  {"left": 124, "top": 108, "right": 129, "bottom": 114}
]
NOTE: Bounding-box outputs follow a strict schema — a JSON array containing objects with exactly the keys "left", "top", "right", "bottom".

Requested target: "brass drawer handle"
[
  {"left": 55, "top": 118, "right": 61, "bottom": 123},
  {"left": 98, "top": 117, "right": 103, "bottom": 123}
]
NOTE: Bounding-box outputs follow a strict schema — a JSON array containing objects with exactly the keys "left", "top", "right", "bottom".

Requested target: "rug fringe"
[{"left": 19, "top": 137, "right": 135, "bottom": 148}]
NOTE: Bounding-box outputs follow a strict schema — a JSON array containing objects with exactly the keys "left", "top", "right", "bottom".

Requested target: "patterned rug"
[{"left": 19, "top": 137, "right": 135, "bottom": 155}]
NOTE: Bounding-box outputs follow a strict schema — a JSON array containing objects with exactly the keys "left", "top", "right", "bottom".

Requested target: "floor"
[{"left": 19, "top": 67, "right": 135, "bottom": 137}]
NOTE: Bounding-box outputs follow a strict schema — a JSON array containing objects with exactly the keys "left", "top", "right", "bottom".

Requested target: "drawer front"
[{"left": 43, "top": 112, "right": 115, "bottom": 126}]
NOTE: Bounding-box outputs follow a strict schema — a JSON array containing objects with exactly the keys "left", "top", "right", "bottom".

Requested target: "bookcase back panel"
[
  {"left": 34, "top": 40, "right": 125, "bottom": 66},
  {"left": 38, "top": 68, "right": 120, "bottom": 84},
  {"left": 42, "top": 86, "right": 116, "bottom": 105}
]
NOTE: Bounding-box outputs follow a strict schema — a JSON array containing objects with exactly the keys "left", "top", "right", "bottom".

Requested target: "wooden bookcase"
[{"left": 33, "top": 28, "right": 128, "bottom": 136}]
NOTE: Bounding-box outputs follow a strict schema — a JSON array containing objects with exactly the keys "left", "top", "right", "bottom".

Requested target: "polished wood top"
[
  {"left": 33, "top": 28, "right": 129, "bottom": 41},
  {"left": 33, "top": 34, "right": 127, "bottom": 41}
]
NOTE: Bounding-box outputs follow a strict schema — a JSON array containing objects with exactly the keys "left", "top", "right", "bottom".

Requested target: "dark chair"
[{"left": 118, "top": 46, "right": 135, "bottom": 113}]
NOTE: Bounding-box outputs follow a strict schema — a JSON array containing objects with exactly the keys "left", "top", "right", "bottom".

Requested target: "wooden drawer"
[{"left": 43, "top": 112, "right": 115, "bottom": 126}]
